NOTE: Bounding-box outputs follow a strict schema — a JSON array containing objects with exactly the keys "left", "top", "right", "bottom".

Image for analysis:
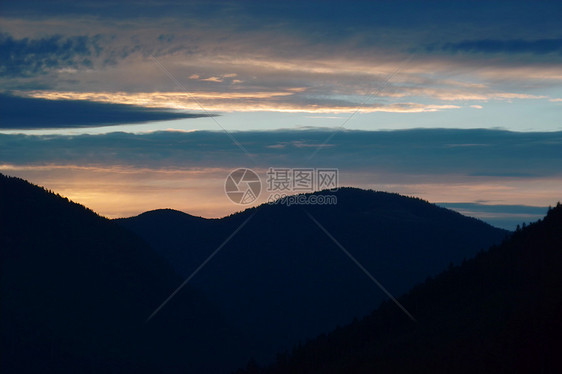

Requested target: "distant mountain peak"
[
  {"left": 117, "top": 186, "right": 508, "bottom": 364},
  {"left": 127, "top": 207, "right": 207, "bottom": 219}
]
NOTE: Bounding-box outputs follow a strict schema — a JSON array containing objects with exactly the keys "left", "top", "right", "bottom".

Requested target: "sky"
[{"left": 1, "top": 0, "right": 561, "bottom": 229}]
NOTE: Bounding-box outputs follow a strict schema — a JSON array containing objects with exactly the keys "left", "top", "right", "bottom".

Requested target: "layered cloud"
[
  {"left": 2, "top": 128, "right": 561, "bottom": 174},
  {"left": 1, "top": 1, "right": 561, "bottom": 124}
]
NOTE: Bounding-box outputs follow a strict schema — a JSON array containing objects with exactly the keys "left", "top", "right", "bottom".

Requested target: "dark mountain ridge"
[
  {"left": 117, "top": 188, "right": 508, "bottom": 363},
  {"left": 0, "top": 173, "right": 515, "bottom": 373},
  {"left": 236, "top": 203, "right": 562, "bottom": 373},
  {"left": 0, "top": 174, "right": 247, "bottom": 373}
]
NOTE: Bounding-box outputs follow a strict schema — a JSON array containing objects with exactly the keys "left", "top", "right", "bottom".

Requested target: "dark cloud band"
[
  {"left": 1, "top": 128, "right": 561, "bottom": 178},
  {"left": 0, "top": 94, "right": 211, "bottom": 129}
]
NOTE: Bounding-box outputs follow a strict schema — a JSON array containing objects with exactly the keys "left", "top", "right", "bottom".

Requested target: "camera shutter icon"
[{"left": 225, "top": 168, "right": 261, "bottom": 204}]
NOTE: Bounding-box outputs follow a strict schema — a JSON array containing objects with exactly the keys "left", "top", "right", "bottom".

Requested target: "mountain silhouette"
[
  {"left": 116, "top": 188, "right": 508, "bottom": 363},
  {"left": 235, "top": 203, "right": 562, "bottom": 373},
  {"left": 0, "top": 174, "right": 248, "bottom": 373}
]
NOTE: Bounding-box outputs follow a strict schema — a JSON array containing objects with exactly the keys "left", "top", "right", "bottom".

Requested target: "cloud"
[
  {"left": 200, "top": 76, "right": 224, "bottom": 83},
  {"left": 0, "top": 93, "right": 211, "bottom": 129},
  {"left": 436, "top": 202, "right": 548, "bottom": 230},
  {"left": 440, "top": 38, "right": 562, "bottom": 55},
  {"left": 17, "top": 89, "right": 462, "bottom": 113},
  {"left": 0, "top": 33, "right": 101, "bottom": 77},
  {"left": 1, "top": 1, "right": 561, "bottom": 221},
  {"left": 1, "top": 128, "right": 561, "bottom": 178},
  {"left": 0, "top": 2, "right": 561, "bottom": 123}
]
